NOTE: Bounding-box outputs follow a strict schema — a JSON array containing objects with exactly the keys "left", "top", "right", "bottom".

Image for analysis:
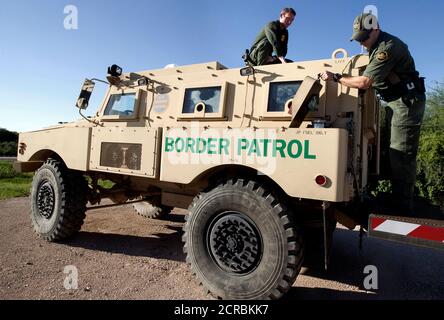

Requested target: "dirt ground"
[{"left": 1, "top": 197, "right": 444, "bottom": 300}]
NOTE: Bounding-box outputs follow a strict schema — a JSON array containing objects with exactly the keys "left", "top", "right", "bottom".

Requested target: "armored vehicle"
[{"left": 14, "top": 49, "right": 444, "bottom": 299}]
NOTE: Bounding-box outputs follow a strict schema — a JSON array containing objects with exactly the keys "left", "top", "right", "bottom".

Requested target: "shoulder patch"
[
  {"left": 281, "top": 34, "right": 286, "bottom": 42},
  {"left": 376, "top": 51, "right": 388, "bottom": 62}
]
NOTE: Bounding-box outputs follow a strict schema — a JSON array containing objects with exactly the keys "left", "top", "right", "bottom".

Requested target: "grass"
[
  {"left": 0, "top": 160, "right": 115, "bottom": 200},
  {"left": 0, "top": 161, "right": 33, "bottom": 200},
  {"left": 0, "top": 176, "right": 33, "bottom": 200}
]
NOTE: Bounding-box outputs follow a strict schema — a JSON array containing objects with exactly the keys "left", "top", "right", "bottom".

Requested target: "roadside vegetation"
[
  {"left": 0, "top": 160, "right": 33, "bottom": 200},
  {"left": 372, "top": 81, "right": 444, "bottom": 208},
  {"left": 0, "top": 128, "right": 18, "bottom": 157},
  {"left": 416, "top": 81, "right": 444, "bottom": 207},
  {"left": 0, "top": 160, "right": 114, "bottom": 200}
]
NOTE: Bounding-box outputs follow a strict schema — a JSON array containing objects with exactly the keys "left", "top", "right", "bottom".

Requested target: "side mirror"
[{"left": 76, "top": 79, "right": 95, "bottom": 110}]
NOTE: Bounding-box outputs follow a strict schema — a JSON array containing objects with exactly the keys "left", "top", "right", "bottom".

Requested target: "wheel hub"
[
  {"left": 208, "top": 212, "right": 262, "bottom": 274},
  {"left": 37, "top": 181, "right": 55, "bottom": 219}
]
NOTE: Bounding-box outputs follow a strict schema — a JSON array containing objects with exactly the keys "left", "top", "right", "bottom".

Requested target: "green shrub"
[
  {"left": 0, "top": 128, "right": 18, "bottom": 156},
  {"left": 0, "top": 161, "right": 19, "bottom": 179},
  {"left": 0, "top": 141, "right": 17, "bottom": 156},
  {"left": 0, "top": 161, "right": 33, "bottom": 199},
  {"left": 369, "top": 81, "right": 444, "bottom": 208},
  {"left": 416, "top": 131, "right": 444, "bottom": 206}
]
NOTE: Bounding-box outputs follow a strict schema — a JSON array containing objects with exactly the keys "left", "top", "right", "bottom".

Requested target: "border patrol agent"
[
  {"left": 247, "top": 8, "right": 296, "bottom": 66},
  {"left": 320, "top": 13, "right": 426, "bottom": 215}
]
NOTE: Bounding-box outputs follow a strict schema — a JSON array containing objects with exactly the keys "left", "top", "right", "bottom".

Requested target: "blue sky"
[{"left": 1, "top": 0, "right": 443, "bottom": 132}]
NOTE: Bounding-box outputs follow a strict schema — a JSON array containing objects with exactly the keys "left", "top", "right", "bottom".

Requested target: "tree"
[
  {"left": 0, "top": 128, "right": 18, "bottom": 156},
  {"left": 0, "top": 142, "right": 17, "bottom": 156},
  {"left": 416, "top": 81, "right": 444, "bottom": 207},
  {"left": 0, "top": 128, "right": 18, "bottom": 143},
  {"left": 421, "top": 81, "right": 444, "bottom": 133}
]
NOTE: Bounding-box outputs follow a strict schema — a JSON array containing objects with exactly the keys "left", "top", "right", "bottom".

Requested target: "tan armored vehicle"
[{"left": 13, "top": 49, "right": 415, "bottom": 299}]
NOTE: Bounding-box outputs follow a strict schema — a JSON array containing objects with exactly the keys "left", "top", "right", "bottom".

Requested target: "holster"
[{"left": 378, "top": 74, "right": 426, "bottom": 102}]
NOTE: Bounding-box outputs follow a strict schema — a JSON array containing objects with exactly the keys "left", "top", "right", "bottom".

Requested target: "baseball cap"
[{"left": 351, "top": 13, "right": 378, "bottom": 42}]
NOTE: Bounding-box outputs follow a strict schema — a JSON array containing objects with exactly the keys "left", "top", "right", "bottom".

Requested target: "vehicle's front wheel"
[
  {"left": 30, "top": 158, "right": 87, "bottom": 241},
  {"left": 183, "top": 179, "right": 303, "bottom": 300}
]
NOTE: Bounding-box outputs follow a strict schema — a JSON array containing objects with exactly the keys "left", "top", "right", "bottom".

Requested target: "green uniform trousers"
[
  {"left": 250, "top": 40, "right": 273, "bottom": 66},
  {"left": 381, "top": 93, "right": 426, "bottom": 210}
]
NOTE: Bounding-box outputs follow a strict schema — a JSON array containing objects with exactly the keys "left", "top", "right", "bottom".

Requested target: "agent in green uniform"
[
  {"left": 248, "top": 8, "right": 296, "bottom": 66},
  {"left": 320, "top": 13, "right": 426, "bottom": 216}
]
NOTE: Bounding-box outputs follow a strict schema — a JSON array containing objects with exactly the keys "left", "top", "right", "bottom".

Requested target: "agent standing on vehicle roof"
[
  {"left": 248, "top": 7, "right": 296, "bottom": 66},
  {"left": 320, "top": 13, "right": 426, "bottom": 216}
]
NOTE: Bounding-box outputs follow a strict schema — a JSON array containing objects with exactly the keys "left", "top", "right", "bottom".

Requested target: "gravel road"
[{"left": 1, "top": 197, "right": 443, "bottom": 300}]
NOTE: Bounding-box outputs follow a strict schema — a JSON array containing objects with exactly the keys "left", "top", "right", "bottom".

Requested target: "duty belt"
[{"left": 377, "top": 77, "right": 425, "bottom": 102}]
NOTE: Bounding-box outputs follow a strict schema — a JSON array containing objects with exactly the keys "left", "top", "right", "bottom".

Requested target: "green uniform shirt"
[
  {"left": 363, "top": 31, "right": 418, "bottom": 91},
  {"left": 249, "top": 20, "right": 288, "bottom": 66}
]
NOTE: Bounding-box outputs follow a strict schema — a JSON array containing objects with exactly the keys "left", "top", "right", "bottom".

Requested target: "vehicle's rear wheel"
[
  {"left": 183, "top": 179, "right": 303, "bottom": 300},
  {"left": 30, "top": 158, "right": 87, "bottom": 241},
  {"left": 132, "top": 197, "right": 172, "bottom": 219}
]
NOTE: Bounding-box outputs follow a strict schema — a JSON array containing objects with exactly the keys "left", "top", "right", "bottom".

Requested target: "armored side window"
[
  {"left": 182, "top": 86, "right": 221, "bottom": 114},
  {"left": 179, "top": 83, "right": 227, "bottom": 120},
  {"left": 104, "top": 93, "right": 137, "bottom": 116},
  {"left": 101, "top": 89, "right": 142, "bottom": 121},
  {"left": 267, "top": 81, "right": 302, "bottom": 112}
]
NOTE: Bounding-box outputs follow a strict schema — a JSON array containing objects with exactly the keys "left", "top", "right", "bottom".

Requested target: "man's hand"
[
  {"left": 319, "top": 71, "right": 334, "bottom": 81},
  {"left": 319, "top": 71, "right": 373, "bottom": 89},
  {"left": 278, "top": 56, "right": 287, "bottom": 64}
]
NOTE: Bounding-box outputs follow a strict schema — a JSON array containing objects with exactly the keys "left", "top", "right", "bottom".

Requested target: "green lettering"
[
  {"left": 175, "top": 138, "right": 185, "bottom": 152},
  {"left": 273, "top": 139, "right": 287, "bottom": 158},
  {"left": 248, "top": 139, "right": 261, "bottom": 156},
  {"left": 165, "top": 137, "right": 174, "bottom": 152},
  {"left": 219, "top": 139, "right": 230, "bottom": 155},
  {"left": 304, "top": 140, "right": 316, "bottom": 159},
  {"left": 260, "top": 139, "right": 270, "bottom": 157},
  {"left": 287, "top": 140, "right": 302, "bottom": 158},
  {"left": 238, "top": 138, "right": 249, "bottom": 156},
  {"left": 207, "top": 138, "right": 216, "bottom": 154},
  {"left": 196, "top": 138, "right": 207, "bottom": 154},
  {"left": 185, "top": 138, "right": 196, "bottom": 153}
]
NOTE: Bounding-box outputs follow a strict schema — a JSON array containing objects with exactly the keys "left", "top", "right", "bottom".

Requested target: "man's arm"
[
  {"left": 320, "top": 71, "right": 373, "bottom": 89},
  {"left": 278, "top": 30, "right": 289, "bottom": 63},
  {"left": 338, "top": 75, "right": 373, "bottom": 89},
  {"left": 263, "top": 22, "right": 286, "bottom": 58}
]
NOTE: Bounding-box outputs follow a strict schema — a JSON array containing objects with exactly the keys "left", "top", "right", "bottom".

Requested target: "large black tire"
[
  {"left": 30, "top": 158, "right": 88, "bottom": 241},
  {"left": 132, "top": 199, "right": 172, "bottom": 219},
  {"left": 182, "top": 179, "right": 304, "bottom": 300}
]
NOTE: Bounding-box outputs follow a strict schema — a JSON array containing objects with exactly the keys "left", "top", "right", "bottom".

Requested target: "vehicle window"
[
  {"left": 104, "top": 93, "right": 137, "bottom": 116},
  {"left": 267, "top": 81, "right": 302, "bottom": 112},
  {"left": 182, "top": 86, "right": 221, "bottom": 114}
]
